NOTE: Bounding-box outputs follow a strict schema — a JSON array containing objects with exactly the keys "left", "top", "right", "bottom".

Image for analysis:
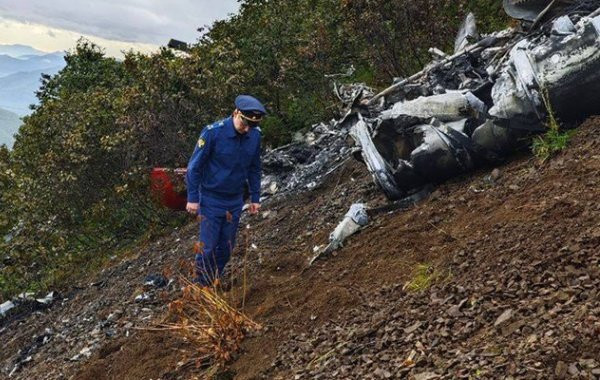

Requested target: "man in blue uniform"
[{"left": 185, "top": 95, "right": 266, "bottom": 286}]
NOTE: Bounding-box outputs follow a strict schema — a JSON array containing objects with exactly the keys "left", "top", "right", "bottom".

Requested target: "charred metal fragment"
[
  {"left": 471, "top": 120, "right": 529, "bottom": 159},
  {"left": 490, "top": 15, "right": 600, "bottom": 128},
  {"left": 455, "top": 12, "right": 479, "bottom": 53},
  {"left": 367, "top": 34, "right": 505, "bottom": 106},
  {"left": 503, "top": 0, "right": 557, "bottom": 22},
  {"left": 349, "top": 115, "right": 403, "bottom": 200},
  {"left": 355, "top": 91, "right": 489, "bottom": 197},
  {"left": 409, "top": 119, "right": 475, "bottom": 184}
]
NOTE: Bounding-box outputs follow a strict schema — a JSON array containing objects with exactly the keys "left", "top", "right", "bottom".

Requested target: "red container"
[{"left": 150, "top": 168, "right": 188, "bottom": 211}]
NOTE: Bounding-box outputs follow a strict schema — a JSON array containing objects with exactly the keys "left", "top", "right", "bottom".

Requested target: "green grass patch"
[
  {"left": 404, "top": 263, "right": 450, "bottom": 292},
  {"left": 532, "top": 87, "right": 574, "bottom": 162},
  {"left": 532, "top": 129, "right": 575, "bottom": 163}
]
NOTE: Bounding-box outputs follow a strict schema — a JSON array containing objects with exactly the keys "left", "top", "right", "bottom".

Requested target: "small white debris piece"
[
  {"left": 9, "top": 363, "right": 20, "bottom": 377},
  {"left": 251, "top": 243, "right": 258, "bottom": 250},
  {"left": 36, "top": 291, "right": 55, "bottom": 305},
  {"left": 0, "top": 300, "right": 15, "bottom": 316},
  {"left": 552, "top": 15, "right": 575, "bottom": 35},
  {"left": 328, "top": 203, "right": 368, "bottom": 249},
  {"left": 80, "top": 347, "right": 92, "bottom": 358},
  {"left": 494, "top": 308, "right": 514, "bottom": 327},
  {"left": 269, "top": 182, "right": 278, "bottom": 193},
  {"left": 309, "top": 203, "right": 369, "bottom": 265},
  {"left": 135, "top": 293, "right": 151, "bottom": 303}
]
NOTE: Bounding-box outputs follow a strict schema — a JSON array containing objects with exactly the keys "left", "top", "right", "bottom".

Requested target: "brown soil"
[
  {"left": 2, "top": 117, "right": 599, "bottom": 379},
  {"left": 77, "top": 331, "right": 190, "bottom": 380}
]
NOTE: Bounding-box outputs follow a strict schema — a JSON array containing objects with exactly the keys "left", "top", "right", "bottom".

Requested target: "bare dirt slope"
[
  {"left": 262, "top": 117, "right": 600, "bottom": 379},
  {"left": 1, "top": 117, "right": 599, "bottom": 379}
]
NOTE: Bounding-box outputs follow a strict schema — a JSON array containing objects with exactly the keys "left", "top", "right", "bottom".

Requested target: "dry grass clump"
[{"left": 164, "top": 280, "right": 261, "bottom": 376}]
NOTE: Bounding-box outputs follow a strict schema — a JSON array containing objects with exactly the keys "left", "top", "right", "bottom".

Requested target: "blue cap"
[{"left": 235, "top": 95, "right": 267, "bottom": 115}]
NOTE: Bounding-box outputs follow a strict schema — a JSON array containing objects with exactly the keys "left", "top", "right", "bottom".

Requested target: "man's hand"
[
  {"left": 186, "top": 202, "right": 199, "bottom": 214},
  {"left": 249, "top": 203, "right": 261, "bottom": 214}
]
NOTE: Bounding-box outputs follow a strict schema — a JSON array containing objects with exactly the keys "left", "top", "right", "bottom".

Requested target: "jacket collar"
[{"left": 224, "top": 116, "right": 251, "bottom": 139}]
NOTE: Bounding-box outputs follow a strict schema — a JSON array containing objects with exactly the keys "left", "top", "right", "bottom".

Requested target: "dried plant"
[{"left": 163, "top": 279, "right": 261, "bottom": 376}]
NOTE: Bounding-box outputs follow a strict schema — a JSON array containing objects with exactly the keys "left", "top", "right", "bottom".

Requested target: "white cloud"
[
  {"left": 0, "top": 18, "right": 159, "bottom": 58},
  {"left": 0, "top": 0, "right": 240, "bottom": 45}
]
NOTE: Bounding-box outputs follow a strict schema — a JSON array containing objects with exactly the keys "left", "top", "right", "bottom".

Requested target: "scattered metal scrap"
[
  {"left": 260, "top": 121, "right": 352, "bottom": 198},
  {"left": 0, "top": 291, "right": 55, "bottom": 320},
  {"left": 258, "top": 4, "right": 600, "bottom": 263},
  {"left": 0, "top": 300, "right": 15, "bottom": 316}
]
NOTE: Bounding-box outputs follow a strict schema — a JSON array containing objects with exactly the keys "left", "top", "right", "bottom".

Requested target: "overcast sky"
[{"left": 0, "top": 0, "right": 240, "bottom": 57}]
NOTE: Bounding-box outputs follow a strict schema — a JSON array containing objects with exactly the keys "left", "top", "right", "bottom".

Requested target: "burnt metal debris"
[
  {"left": 0, "top": 291, "right": 56, "bottom": 322},
  {"left": 259, "top": 4, "right": 600, "bottom": 203},
  {"left": 349, "top": 4, "right": 600, "bottom": 200},
  {"left": 260, "top": 121, "right": 352, "bottom": 198}
]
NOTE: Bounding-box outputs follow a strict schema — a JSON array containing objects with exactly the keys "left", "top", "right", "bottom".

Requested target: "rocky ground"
[
  {"left": 1, "top": 117, "right": 599, "bottom": 379},
  {"left": 265, "top": 118, "right": 600, "bottom": 379}
]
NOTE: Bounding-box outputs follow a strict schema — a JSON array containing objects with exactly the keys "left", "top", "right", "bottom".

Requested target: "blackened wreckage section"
[{"left": 258, "top": 2, "right": 600, "bottom": 203}]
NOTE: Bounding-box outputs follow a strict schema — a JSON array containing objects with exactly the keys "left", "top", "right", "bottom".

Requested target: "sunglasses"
[{"left": 238, "top": 111, "right": 263, "bottom": 127}]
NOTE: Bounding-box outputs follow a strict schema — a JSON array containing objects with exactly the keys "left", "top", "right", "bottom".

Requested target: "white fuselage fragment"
[
  {"left": 383, "top": 92, "right": 483, "bottom": 122},
  {"left": 490, "top": 15, "right": 600, "bottom": 129}
]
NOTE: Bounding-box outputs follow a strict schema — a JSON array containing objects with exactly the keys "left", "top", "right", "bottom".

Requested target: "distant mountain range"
[
  {"left": 0, "top": 44, "right": 66, "bottom": 147},
  {"left": 0, "top": 44, "right": 48, "bottom": 58},
  {"left": 0, "top": 53, "right": 64, "bottom": 78},
  {"left": 0, "top": 66, "right": 63, "bottom": 116}
]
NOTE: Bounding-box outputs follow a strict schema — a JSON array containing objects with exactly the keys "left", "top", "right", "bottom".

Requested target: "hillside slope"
[
  {"left": 261, "top": 120, "right": 600, "bottom": 379},
  {"left": 0, "top": 66, "right": 63, "bottom": 116},
  {"left": 1, "top": 117, "right": 599, "bottom": 379},
  {"left": 0, "top": 107, "right": 21, "bottom": 147}
]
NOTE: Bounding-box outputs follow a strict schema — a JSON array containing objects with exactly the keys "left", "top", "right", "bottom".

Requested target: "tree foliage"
[{"left": 341, "top": 0, "right": 507, "bottom": 82}]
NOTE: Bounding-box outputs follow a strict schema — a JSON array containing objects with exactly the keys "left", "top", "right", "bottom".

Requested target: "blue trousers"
[{"left": 195, "top": 200, "right": 242, "bottom": 286}]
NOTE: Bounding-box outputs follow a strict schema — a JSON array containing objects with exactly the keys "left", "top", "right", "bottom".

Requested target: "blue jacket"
[{"left": 186, "top": 116, "right": 262, "bottom": 204}]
